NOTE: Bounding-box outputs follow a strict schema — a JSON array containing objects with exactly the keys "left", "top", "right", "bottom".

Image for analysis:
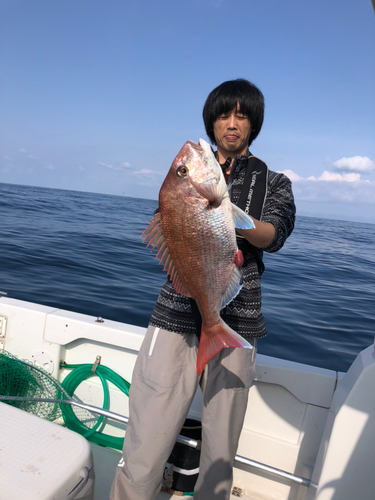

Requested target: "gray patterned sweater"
[{"left": 149, "top": 151, "right": 296, "bottom": 340}]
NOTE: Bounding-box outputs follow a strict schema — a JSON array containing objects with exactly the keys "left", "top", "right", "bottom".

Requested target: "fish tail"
[{"left": 196, "top": 321, "right": 252, "bottom": 376}]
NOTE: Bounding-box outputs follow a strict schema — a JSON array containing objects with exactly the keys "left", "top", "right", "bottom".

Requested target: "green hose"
[
  {"left": 60, "top": 363, "right": 130, "bottom": 450},
  {"left": 61, "top": 363, "right": 194, "bottom": 495}
]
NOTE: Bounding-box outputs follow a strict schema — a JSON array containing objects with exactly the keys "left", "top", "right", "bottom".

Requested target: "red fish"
[{"left": 142, "top": 139, "right": 255, "bottom": 375}]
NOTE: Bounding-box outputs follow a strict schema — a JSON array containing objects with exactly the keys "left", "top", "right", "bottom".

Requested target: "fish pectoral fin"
[
  {"left": 189, "top": 175, "right": 228, "bottom": 204},
  {"left": 231, "top": 203, "right": 256, "bottom": 230},
  {"left": 220, "top": 266, "right": 243, "bottom": 309}
]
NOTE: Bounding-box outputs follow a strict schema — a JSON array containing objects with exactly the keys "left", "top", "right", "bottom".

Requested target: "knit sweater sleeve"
[{"left": 261, "top": 171, "right": 296, "bottom": 253}]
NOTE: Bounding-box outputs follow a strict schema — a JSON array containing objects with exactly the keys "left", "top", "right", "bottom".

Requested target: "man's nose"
[{"left": 227, "top": 114, "right": 237, "bottom": 129}]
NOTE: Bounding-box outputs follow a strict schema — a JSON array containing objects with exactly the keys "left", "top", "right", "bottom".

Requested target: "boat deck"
[
  {"left": 2, "top": 298, "right": 374, "bottom": 500},
  {"left": 91, "top": 443, "right": 256, "bottom": 499}
]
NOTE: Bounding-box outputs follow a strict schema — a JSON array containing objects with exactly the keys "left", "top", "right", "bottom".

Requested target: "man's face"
[{"left": 213, "top": 103, "right": 252, "bottom": 158}]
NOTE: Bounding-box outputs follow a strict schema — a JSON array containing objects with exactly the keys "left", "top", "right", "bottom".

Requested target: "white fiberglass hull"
[{"left": 0, "top": 296, "right": 374, "bottom": 500}]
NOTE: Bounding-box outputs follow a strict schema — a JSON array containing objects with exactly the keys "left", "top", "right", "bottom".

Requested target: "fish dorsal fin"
[
  {"left": 231, "top": 203, "right": 255, "bottom": 230},
  {"left": 141, "top": 212, "right": 163, "bottom": 247},
  {"left": 170, "top": 272, "right": 191, "bottom": 297},
  {"left": 141, "top": 213, "right": 191, "bottom": 298},
  {"left": 220, "top": 265, "right": 243, "bottom": 309}
]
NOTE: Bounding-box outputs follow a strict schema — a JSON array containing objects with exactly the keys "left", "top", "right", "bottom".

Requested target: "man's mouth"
[{"left": 224, "top": 134, "right": 239, "bottom": 141}]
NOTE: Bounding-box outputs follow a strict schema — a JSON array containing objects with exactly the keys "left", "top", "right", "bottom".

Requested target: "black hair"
[{"left": 203, "top": 79, "right": 264, "bottom": 146}]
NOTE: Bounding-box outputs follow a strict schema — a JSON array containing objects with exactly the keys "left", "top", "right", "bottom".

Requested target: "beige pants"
[{"left": 110, "top": 326, "right": 256, "bottom": 500}]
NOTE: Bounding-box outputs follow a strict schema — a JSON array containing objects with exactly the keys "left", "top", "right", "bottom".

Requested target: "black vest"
[
  {"left": 234, "top": 155, "right": 268, "bottom": 276},
  {"left": 236, "top": 155, "right": 268, "bottom": 219}
]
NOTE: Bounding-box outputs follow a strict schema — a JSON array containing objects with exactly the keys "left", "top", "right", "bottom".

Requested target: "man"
[{"left": 110, "top": 79, "right": 295, "bottom": 500}]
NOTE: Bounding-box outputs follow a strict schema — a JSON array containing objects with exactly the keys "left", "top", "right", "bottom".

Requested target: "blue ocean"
[{"left": 1, "top": 182, "right": 374, "bottom": 373}]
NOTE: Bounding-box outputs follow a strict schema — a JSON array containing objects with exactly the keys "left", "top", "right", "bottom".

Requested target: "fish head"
[{"left": 160, "top": 139, "right": 227, "bottom": 207}]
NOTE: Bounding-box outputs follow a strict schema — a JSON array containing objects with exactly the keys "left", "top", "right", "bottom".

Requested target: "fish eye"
[{"left": 177, "top": 165, "right": 188, "bottom": 177}]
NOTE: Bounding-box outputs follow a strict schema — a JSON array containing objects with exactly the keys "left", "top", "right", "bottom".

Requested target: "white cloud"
[
  {"left": 97, "top": 161, "right": 131, "bottom": 171},
  {"left": 4, "top": 156, "right": 12, "bottom": 161},
  {"left": 280, "top": 169, "right": 302, "bottom": 182},
  {"left": 131, "top": 168, "right": 166, "bottom": 187},
  {"left": 333, "top": 156, "right": 375, "bottom": 174},
  {"left": 46, "top": 165, "right": 55, "bottom": 170},
  {"left": 98, "top": 161, "right": 114, "bottom": 169},
  {"left": 18, "top": 148, "right": 36, "bottom": 159},
  {"left": 307, "top": 171, "right": 362, "bottom": 182},
  {"left": 133, "top": 169, "right": 165, "bottom": 176},
  {"left": 279, "top": 169, "right": 375, "bottom": 205}
]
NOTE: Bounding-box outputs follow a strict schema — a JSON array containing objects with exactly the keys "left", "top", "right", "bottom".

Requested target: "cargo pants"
[{"left": 110, "top": 325, "right": 256, "bottom": 500}]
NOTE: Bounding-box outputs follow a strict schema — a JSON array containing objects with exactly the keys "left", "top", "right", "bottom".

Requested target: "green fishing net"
[
  {"left": 0, "top": 349, "right": 130, "bottom": 450},
  {"left": 0, "top": 349, "right": 63, "bottom": 422}
]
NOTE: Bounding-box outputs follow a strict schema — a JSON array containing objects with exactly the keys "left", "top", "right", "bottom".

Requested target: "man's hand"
[{"left": 237, "top": 218, "right": 275, "bottom": 249}]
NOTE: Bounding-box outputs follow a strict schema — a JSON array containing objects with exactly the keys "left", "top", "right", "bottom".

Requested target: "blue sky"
[{"left": 1, "top": 0, "right": 374, "bottom": 222}]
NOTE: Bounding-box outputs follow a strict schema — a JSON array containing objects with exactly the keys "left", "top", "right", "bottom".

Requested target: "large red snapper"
[{"left": 142, "top": 138, "right": 255, "bottom": 375}]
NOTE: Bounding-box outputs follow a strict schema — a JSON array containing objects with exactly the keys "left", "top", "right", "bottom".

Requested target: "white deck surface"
[{"left": 91, "top": 443, "right": 256, "bottom": 499}]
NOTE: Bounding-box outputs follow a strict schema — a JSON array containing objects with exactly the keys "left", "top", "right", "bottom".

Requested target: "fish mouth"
[{"left": 186, "top": 140, "right": 203, "bottom": 154}]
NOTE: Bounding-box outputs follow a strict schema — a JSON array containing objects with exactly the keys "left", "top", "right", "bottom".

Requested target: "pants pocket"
[{"left": 135, "top": 326, "right": 191, "bottom": 389}]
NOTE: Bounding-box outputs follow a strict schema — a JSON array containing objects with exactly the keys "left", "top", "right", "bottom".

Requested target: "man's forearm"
[{"left": 237, "top": 219, "right": 275, "bottom": 249}]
